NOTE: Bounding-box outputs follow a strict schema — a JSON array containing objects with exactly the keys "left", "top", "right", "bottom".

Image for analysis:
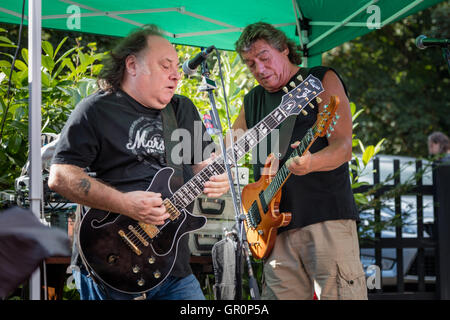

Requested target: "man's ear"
[{"left": 125, "top": 55, "right": 137, "bottom": 76}]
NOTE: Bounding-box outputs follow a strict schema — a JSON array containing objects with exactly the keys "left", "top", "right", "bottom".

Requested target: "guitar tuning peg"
[
  {"left": 335, "top": 114, "right": 340, "bottom": 119},
  {"left": 327, "top": 132, "right": 331, "bottom": 138},
  {"left": 308, "top": 102, "right": 315, "bottom": 109},
  {"left": 296, "top": 74, "right": 303, "bottom": 81},
  {"left": 330, "top": 127, "right": 335, "bottom": 132},
  {"left": 282, "top": 87, "right": 289, "bottom": 93},
  {"left": 323, "top": 104, "right": 328, "bottom": 109},
  {"left": 332, "top": 120, "right": 337, "bottom": 125},
  {"left": 301, "top": 109, "right": 308, "bottom": 116},
  {"left": 316, "top": 97, "right": 322, "bottom": 104},
  {"left": 289, "top": 81, "right": 296, "bottom": 88}
]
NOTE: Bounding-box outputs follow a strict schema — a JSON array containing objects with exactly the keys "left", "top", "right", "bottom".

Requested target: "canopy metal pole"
[
  {"left": 291, "top": 0, "right": 308, "bottom": 67},
  {"left": 307, "top": 0, "right": 378, "bottom": 49},
  {"left": 28, "top": 0, "right": 43, "bottom": 301},
  {"left": 381, "top": 0, "right": 424, "bottom": 27}
]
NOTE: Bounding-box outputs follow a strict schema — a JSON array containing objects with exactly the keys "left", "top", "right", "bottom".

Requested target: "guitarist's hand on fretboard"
[
  {"left": 192, "top": 152, "right": 231, "bottom": 198},
  {"left": 286, "top": 149, "right": 313, "bottom": 176}
]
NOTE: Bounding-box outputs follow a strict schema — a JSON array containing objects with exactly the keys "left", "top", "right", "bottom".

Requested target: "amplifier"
[
  {"left": 189, "top": 168, "right": 249, "bottom": 256},
  {"left": 188, "top": 218, "right": 236, "bottom": 256}
]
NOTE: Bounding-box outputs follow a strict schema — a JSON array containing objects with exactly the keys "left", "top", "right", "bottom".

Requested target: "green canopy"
[{"left": 0, "top": 0, "right": 444, "bottom": 66}]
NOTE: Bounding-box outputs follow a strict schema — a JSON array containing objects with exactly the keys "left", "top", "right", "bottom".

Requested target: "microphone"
[
  {"left": 416, "top": 35, "right": 449, "bottom": 49},
  {"left": 182, "top": 45, "right": 215, "bottom": 75}
]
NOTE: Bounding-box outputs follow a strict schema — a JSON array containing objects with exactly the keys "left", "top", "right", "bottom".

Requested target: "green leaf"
[
  {"left": 353, "top": 193, "right": 369, "bottom": 205},
  {"left": 7, "top": 135, "right": 22, "bottom": 154},
  {"left": 55, "top": 47, "right": 77, "bottom": 65},
  {"left": 0, "top": 36, "right": 13, "bottom": 44},
  {"left": 362, "top": 145, "right": 375, "bottom": 166},
  {"left": 350, "top": 102, "right": 356, "bottom": 116},
  {"left": 374, "top": 138, "right": 385, "bottom": 155},
  {"left": 54, "top": 37, "right": 68, "bottom": 58},
  {"left": 0, "top": 60, "right": 11, "bottom": 68},
  {"left": 21, "top": 48, "right": 28, "bottom": 64},
  {"left": 42, "top": 41, "right": 54, "bottom": 58},
  {"left": 42, "top": 55, "right": 55, "bottom": 72},
  {"left": 13, "top": 60, "right": 27, "bottom": 71}
]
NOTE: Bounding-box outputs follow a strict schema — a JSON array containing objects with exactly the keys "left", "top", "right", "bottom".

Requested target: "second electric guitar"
[{"left": 241, "top": 96, "right": 340, "bottom": 259}]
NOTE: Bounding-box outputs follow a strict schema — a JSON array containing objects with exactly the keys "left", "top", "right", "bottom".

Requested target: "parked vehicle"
[{"left": 355, "top": 155, "right": 436, "bottom": 289}]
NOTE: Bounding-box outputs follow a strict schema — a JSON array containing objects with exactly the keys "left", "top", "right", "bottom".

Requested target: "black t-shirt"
[
  {"left": 52, "top": 89, "right": 213, "bottom": 278},
  {"left": 244, "top": 67, "right": 358, "bottom": 231}
]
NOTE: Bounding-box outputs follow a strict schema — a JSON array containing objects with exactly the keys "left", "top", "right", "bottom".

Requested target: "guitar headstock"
[
  {"left": 280, "top": 74, "right": 324, "bottom": 117},
  {"left": 315, "top": 95, "right": 340, "bottom": 138}
]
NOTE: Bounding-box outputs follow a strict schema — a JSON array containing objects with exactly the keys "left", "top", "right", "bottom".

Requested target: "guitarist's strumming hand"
[
  {"left": 286, "top": 144, "right": 314, "bottom": 176},
  {"left": 122, "top": 191, "right": 170, "bottom": 225}
]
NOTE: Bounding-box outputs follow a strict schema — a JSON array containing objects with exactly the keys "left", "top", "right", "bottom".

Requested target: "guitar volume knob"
[
  {"left": 132, "top": 265, "right": 140, "bottom": 273},
  {"left": 137, "top": 278, "right": 145, "bottom": 286},
  {"left": 154, "top": 270, "right": 161, "bottom": 279}
]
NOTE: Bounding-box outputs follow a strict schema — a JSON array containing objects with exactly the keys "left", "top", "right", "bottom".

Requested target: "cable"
[{"left": 0, "top": 0, "right": 26, "bottom": 144}]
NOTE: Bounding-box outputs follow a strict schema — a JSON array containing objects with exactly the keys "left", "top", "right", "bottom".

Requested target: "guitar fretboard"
[
  {"left": 169, "top": 106, "right": 290, "bottom": 210},
  {"left": 262, "top": 126, "right": 318, "bottom": 204}
]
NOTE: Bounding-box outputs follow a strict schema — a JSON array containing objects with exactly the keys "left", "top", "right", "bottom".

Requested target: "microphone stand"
[{"left": 198, "top": 55, "right": 260, "bottom": 300}]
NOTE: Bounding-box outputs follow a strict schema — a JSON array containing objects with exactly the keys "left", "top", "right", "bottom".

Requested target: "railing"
[{"left": 354, "top": 157, "right": 450, "bottom": 300}]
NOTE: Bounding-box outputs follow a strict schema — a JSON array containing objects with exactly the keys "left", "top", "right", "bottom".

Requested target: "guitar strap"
[
  {"left": 276, "top": 66, "right": 347, "bottom": 160},
  {"left": 276, "top": 67, "right": 311, "bottom": 160},
  {"left": 77, "top": 100, "right": 185, "bottom": 300},
  {"left": 161, "top": 99, "right": 184, "bottom": 191}
]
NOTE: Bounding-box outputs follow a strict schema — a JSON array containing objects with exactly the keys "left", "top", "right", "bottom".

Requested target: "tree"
[{"left": 323, "top": 2, "right": 449, "bottom": 158}]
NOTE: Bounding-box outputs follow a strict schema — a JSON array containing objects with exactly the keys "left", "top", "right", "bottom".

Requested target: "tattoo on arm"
[{"left": 78, "top": 178, "right": 91, "bottom": 196}]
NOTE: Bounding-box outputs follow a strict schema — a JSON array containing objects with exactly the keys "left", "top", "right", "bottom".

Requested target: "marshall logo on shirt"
[{"left": 126, "top": 116, "right": 166, "bottom": 166}]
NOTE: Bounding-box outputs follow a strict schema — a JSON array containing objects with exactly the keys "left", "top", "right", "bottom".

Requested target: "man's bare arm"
[{"left": 48, "top": 164, "right": 169, "bottom": 225}]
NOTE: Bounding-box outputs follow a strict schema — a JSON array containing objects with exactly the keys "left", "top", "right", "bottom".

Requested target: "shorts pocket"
[{"left": 336, "top": 260, "right": 368, "bottom": 300}]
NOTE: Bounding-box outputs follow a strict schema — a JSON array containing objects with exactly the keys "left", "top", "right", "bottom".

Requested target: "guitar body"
[
  {"left": 78, "top": 167, "right": 206, "bottom": 294},
  {"left": 241, "top": 155, "right": 291, "bottom": 259},
  {"left": 242, "top": 95, "right": 339, "bottom": 260}
]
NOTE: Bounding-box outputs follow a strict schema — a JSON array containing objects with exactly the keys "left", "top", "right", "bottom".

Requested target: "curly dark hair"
[
  {"left": 235, "top": 22, "right": 302, "bottom": 65},
  {"left": 97, "top": 24, "right": 163, "bottom": 92},
  {"left": 428, "top": 131, "right": 450, "bottom": 154}
]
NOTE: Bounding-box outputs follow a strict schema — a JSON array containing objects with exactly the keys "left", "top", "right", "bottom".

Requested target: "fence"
[{"left": 354, "top": 157, "right": 450, "bottom": 300}]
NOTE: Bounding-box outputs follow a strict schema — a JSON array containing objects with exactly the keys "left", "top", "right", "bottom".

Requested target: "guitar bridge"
[
  {"left": 128, "top": 225, "right": 149, "bottom": 246},
  {"left": 118, "top": 230, "right": 142, "bottom": 256}
]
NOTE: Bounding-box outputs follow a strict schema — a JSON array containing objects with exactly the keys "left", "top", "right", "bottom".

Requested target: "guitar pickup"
[
  {"left": 163, "top": 198, "right": 181, "bottom": 221},
  {"left": 138, "top": 222, "right": 160, "bottom": 239}
]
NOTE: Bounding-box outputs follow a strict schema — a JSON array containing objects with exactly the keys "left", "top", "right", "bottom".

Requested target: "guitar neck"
[
  {"left": 169, "top": 103, "right": 292, "bottom": 210},
  {"left": 169, "top": 73, "right": 324, "bottom": 210},
  {"left": 262, "top": 126, "right": 318, "bottom": 203}
]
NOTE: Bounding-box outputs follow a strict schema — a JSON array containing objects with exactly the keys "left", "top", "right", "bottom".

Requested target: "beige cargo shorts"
[{"left": 261, "top": 219, "right": 368, "bottom": 300}]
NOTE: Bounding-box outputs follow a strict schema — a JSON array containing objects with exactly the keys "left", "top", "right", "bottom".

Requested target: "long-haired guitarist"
[
  {"left": 232, "top": 22, "right": 367, "bottom": 300},
  {"left": 48, "top": 25, "right": 229, "bottom": 300}
]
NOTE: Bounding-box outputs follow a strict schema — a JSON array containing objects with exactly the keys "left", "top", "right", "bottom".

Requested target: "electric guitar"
[
  {"left": 78, "top": 74, "right": 324, "bottom": 294},
  {"left": 241, "top": 95, "right": 340, "bottom": 260}
]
